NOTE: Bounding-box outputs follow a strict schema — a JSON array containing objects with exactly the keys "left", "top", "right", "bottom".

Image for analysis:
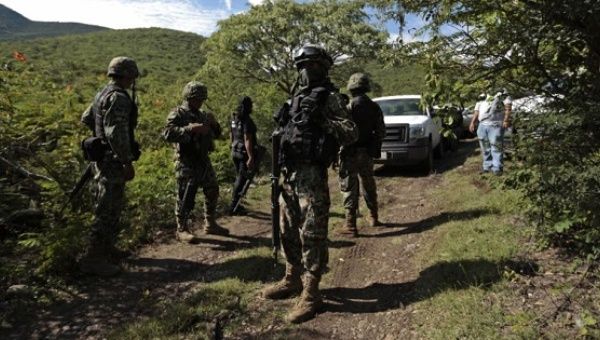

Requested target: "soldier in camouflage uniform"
[
  {"left": 262, "top": 45, "right": 358, "bottom": 323},
  {"left": 163, "top": 81, "right": 229, "bottom": 242},
  {"left": 338, "top": 73, "right": 386, "bottom": 236},
  {"left": 80, "top": 56, "right": 140, "bottom": 276}
]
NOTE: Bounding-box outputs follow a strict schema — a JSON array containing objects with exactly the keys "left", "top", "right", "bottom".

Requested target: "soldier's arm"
[
  {"left": 326, "top": 94, "right": 358, "bottom": 146},
  {"left": 206, "top": 112, "right": 222, "bottom": 138},
  {"left": 163, "top": 109, "right": 193, "bottom": 144},
  {"left": 373, "top": 102, "right": 386, "bottom": 141},
  {"left": 80, "top": 104, "right": 95, "bottom": 131},
  {"left": 103, "top": 92, "right": 134, "bottom": 164}
]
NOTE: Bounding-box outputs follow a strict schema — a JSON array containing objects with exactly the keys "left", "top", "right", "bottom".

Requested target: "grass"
[
  {"left": 110, "top": 247, "right": 284, "bottom": 339},
  {"left": 408, "top": 155, "right": 538, "bottom": 339}
]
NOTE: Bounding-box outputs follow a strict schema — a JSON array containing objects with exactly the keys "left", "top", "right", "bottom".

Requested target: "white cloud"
[
  {"left": 248, "top": 0, "right": 266, "bottom": 6},
  {"left": 1, "top": 0, "right": 231, "bottom": 36},
  {"left": 223, "top": 0, "right": 232, "bottom": 10}
]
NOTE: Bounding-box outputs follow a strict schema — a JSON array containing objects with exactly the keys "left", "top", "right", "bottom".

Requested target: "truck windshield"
[{"left": 376, "top": 98, "right": 424, "bottom": 116}]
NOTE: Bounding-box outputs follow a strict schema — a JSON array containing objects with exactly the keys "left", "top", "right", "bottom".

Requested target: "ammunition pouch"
[{"left": 81, "top": 136, "right": 108, "bottom": 162}]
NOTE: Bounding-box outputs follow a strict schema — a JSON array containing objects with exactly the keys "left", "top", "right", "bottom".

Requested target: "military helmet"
[
  {"left": 107, "top": 56, "right": 139, "bottom": 78},
  {"left": 347, "top": 73, "right": 371, "bottom": 92},
  {"left": 182, "top": 81, "right": 208, "bottom": 100},
  {"left": 293, "top": 44, "right": 333, "bottom": 70}
]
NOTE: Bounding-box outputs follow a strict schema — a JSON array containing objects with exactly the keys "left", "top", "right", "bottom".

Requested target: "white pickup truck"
[{"left": 373, "top": 95, "right": 443, "bottom": 173}]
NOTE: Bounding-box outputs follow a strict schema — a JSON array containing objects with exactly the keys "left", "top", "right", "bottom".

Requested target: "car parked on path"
[{"left": 373, "top": 95, "right": 444, "bottom": 173}]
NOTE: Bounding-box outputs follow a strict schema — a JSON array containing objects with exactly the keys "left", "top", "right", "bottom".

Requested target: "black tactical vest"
[
  {"left": 231, "top": 116, "right": 246, "bottom": 159},
  {"left": 280, "top": 86, "right": 339, "bottom": 166}
]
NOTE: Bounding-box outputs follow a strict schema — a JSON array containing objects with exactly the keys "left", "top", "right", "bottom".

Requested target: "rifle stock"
[
  {"left": 59, "top": 163, "right": 93, "bottom": 215},
  {"left": 271, "top": 132, "right": 282, "bottom": 261}
]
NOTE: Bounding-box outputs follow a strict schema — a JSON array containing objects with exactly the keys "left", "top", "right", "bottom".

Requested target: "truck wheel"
[
  {"left": 433, "top": 139, "right": 445, "bottom": 159},
  {"left": 419, "top": 143, "right": 433, "bottom": 175}
]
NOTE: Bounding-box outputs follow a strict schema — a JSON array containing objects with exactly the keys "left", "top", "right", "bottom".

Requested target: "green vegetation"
[
  {"left": 0, "top": 4, "right": 107, "bottom": 41},
  {"left": 0, "top": 27, "right": 210, "bottom": 278}
]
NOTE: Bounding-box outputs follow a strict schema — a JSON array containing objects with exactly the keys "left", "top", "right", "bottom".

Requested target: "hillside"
[
  {"left": 0, "top": 27, "right": 207, "bottom": 145},
  {"left": 0, "top": 4, "right": 107, "bottom": 40}
]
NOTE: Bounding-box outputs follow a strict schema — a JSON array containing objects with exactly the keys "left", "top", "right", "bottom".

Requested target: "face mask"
[{"left": 299, "top": 65, "right": 326, "bottom": 88}]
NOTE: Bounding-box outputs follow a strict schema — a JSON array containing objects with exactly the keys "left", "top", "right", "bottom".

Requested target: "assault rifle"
[
  {"left": 271, "top": 131, "right": 282, "bottom": 262},
  {"left": 59, "top": 163, "right": 93, "bottom": 215},
  {"left": 230, "top": 145, "right": 266, "bottom": 214},
  {"left": 270, "top": 102, "right": 290, "bottom": 262}
]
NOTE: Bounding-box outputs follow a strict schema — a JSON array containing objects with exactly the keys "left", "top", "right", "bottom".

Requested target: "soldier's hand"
[
  {"left": 246, "top": 157, "right": 255, "bottom": 171},
  {"left": 123, "top": 163, "right": 135, "bottom": 181},
  {"left": 187, "top": 123, "right": 209, "bottom": 135}
]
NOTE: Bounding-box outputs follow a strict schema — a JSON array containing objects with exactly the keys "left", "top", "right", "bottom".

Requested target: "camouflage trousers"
[
  {"left": 338, "top": 148, "right": 378, "bottom": 214},
  {"left": 175, "top": 161, "right": 219, "bottom": 229},
  {"left": 280, "top": 163, "right": 330, "bottom": 277},
  {"left": 91, "top": 160, "right": 126, "bottom": 249}
]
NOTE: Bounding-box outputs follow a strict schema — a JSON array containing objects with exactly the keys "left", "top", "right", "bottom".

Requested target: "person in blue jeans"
[{"left": 469, "top": 90, "right": 512, "bottom": 175}]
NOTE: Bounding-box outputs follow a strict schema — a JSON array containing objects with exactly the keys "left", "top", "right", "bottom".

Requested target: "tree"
[{"left": 200, "top": 0, "right": 389, "bottom": 96}]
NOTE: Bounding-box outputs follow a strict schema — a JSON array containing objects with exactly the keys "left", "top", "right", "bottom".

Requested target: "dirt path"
[
  {"left": 275, "top": 171, "right": 445, "bottom": 340},
  {"left": 6, "top": 144, "right": 475, "bottom": 340}
]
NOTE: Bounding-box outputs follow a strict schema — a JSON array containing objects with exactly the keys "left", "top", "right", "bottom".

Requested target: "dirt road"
[{"left": 7, "top": 143, "right": 475, "bottom": 340}]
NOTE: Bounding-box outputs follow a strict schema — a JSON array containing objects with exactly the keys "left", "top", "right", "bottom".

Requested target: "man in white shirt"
[{"left": 469, "top": 89, "right": 512, "bottom": 175}]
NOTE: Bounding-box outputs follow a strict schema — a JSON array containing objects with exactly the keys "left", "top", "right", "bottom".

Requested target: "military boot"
[
  {"left": 79, "top": 244, "right": 121, "bottom": 277},
  {"left": 204, "top": 216, "right": 229, "bottom": 236},
  {"left": 262, "top": 264, "right": 303, "bottom": 300},
  {"left": 176, "top": 218, "right": 196, "bottom": 243},
  {"left": 338, "top": 211, "right": 358, "bottom": 237},
  {"left": 367, "top": 209, "right": 382, "bottom": 227},
  {"left": 286, "top": 272, "right": 324, "bottom": 323}
]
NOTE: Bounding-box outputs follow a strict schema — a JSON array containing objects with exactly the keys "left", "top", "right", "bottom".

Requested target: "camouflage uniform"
[
  {"left": 163, "top": 81, "right": 226, "bottom": 238},
  {"left": 80, "top": 56, "right": 140, "bottom": 276},
  {"left": 263, "top": 45, "right": 358, "bottom": 324},
  {"left": 339, "top": 73, "right": 386, "bottom": 233}
]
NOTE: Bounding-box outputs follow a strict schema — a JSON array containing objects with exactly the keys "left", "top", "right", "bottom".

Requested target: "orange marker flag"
[{"left": 13, "top": 51, "right": 27, "bottom": 62}]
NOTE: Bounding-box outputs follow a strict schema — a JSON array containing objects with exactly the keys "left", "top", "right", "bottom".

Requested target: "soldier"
[
  {"left": 163, "top": 81, "right": 229, "bottom": 242},
  {"left": 229, "top": 96, "right": 257, "bottom": 215},
  {"left": 262, "top": 45, "right": 358, "bottom": 323},
  {"left": 338, "top": 73, "right": 386, "bottom": 236},
  {"left": 80, "top": 56, "right": 141, "bottom": 276}
]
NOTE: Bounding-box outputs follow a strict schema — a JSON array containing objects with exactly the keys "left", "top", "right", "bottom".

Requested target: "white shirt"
[{"left": 476, "top": 95, "right": 512, "bottom": 125}]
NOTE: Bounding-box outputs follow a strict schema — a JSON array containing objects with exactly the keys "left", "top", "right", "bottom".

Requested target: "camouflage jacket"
[
  {"left": 319, "top": 89, "right": 358, "bottom": 147},
  {"left": 163, "top": 102, "right": 222, "bottom": 168},
  {"left": 81, "top": 81, "right": 136, "bottom": 164}
]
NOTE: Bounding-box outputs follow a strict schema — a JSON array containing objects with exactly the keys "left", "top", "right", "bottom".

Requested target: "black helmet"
[{"left": 293, "top": 44, "right": 333, "bottom": 70}]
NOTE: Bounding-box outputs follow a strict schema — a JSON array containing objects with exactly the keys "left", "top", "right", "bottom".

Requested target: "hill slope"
[{"left": 0, "top": 4, "right": 107, "bottom": 40}]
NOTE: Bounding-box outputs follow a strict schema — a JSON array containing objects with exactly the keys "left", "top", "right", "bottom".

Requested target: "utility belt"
[
  {"left": 81, "top": 136, "right": 140, "bottom": 162},
  {"left": 231, "top": 141, "right": 246, "bottom": 160}
]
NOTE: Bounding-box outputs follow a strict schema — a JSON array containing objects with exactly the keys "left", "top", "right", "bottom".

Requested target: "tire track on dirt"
[{"left": 292, "top": 172, "right": 444, "bottom": 340}]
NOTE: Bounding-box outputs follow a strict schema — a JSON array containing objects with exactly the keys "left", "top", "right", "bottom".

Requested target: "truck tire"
[
  {"left": 433, "top": 138, "right": 445, "bottom": 159},
  {"left": 419, "top": 142, "right": 433, "bottom": 175}
]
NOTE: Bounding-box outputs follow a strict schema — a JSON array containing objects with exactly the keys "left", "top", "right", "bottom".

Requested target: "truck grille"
[{"left": 383, "top": 124, "right": 408, "bottom": 143}]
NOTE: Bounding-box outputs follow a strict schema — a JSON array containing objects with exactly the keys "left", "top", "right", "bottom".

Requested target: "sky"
[{"left": 1, "top": 0, "right": 424, "bottom": 39}]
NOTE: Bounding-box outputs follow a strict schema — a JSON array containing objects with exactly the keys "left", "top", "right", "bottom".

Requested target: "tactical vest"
[
  {"left": 230, "top": 116, "right": 246, "bottom": 159},
  {"left": 91, "top": 84, "right": 140, "bottom": 160},
  {"left": 280, "top": 87, "right": 339, "bottom": 166}
]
